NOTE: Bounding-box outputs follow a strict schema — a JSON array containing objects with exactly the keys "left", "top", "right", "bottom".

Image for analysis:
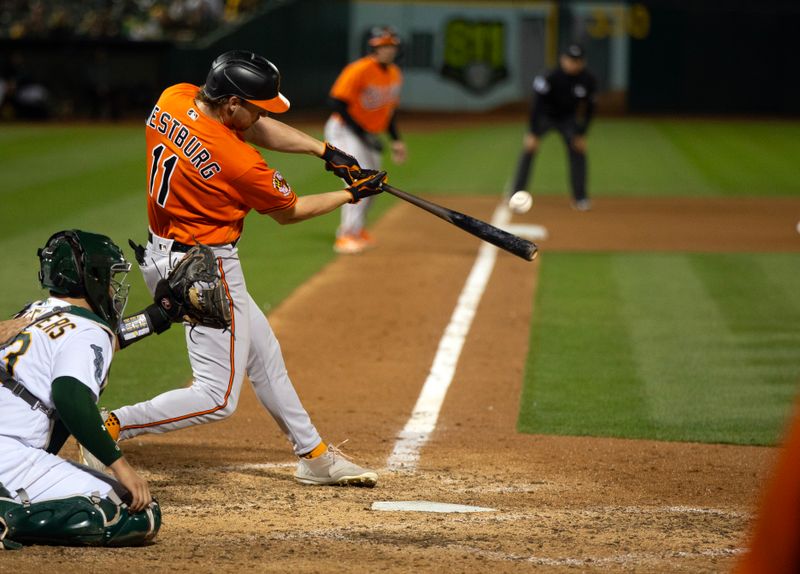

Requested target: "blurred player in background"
[
  {"left": 512, "top": 43, "right": 597, "bottom": 211},
  {"left": 325, "top": 25, "right": 407, "bottom": 254}
]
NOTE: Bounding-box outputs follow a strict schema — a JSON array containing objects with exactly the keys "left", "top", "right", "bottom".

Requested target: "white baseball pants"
[
  {"left": 0, "top": 436, "right": 117, "bottom": 501},
  {"left": 114, "top": 233, "right": 322, "bottom": 456}
]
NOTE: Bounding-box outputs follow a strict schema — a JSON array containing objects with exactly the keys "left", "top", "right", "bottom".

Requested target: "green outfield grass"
[
  {"left": 1, "top": 118, "right": 799, "bottom": 426},
  {"left": 518, "top": 253, "right": 800, "bottom": 445},
  {"left": 395, "top": 117, "right": 800, "bottom": 197}
]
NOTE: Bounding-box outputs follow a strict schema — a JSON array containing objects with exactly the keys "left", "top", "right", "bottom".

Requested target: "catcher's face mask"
[{"left": 109, "top": 261, "right": 131, "bottom": 326}]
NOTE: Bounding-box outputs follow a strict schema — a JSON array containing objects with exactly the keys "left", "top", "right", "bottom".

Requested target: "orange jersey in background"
[
  {"left": 329, "top": 56, "right": 402, "bottom": 134},
  {"left": 144, "top": 83, "right": 297, "bottom": 245}
]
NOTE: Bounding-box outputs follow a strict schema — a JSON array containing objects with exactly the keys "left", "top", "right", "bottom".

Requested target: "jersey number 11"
[{"left": 149, "top": 144, "right": 178, "bottom": 207}]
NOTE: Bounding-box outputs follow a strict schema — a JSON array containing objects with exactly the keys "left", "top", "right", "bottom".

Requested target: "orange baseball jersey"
[
  {"left": 329, "top": 55, "right": 402, "bottom": 134},
  {"left": 144, "top": 83, "right": 297, "bottom": 245}
]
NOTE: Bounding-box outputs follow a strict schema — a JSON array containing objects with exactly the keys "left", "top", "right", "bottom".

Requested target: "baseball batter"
[
  {"left": 98, "top": 51, "right": 385, "bottom": 487},
  {"left": 0, "top": 230, "right": 160, "bottom": 548},
  {"left": 325, "top": 25, "right": 407, "bottom": 254}
]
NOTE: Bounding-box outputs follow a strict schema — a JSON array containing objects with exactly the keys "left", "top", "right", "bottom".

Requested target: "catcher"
[{"left": 0, "top": 230, "right": 227, "bottom": 549}]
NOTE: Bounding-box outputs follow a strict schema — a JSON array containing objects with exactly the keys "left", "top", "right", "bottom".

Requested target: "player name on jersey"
[{"left": 146, "top": 105, "right": 221, "bottom": 180}]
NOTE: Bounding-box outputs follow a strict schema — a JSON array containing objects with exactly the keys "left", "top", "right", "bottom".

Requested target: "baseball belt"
[{"left": 146, "top": 231, "right": 239, "bottom": 253}]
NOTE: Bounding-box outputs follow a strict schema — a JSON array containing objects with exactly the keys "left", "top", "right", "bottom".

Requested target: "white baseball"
[{"left": 508, "top": 190, "right": 533, "bottom": 214}]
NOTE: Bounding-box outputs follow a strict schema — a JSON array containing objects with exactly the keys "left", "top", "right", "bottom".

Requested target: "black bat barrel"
[{"left": 382, "top": 184, "right": 538, "bottom": 262}]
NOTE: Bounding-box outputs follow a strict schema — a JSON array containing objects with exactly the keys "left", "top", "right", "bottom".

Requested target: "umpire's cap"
[
  {"left": 204, "top": 50, "right": 290, "bottom": 113},
  {"left": 563, "top": 43, "right": 586, "bottom": 60}
]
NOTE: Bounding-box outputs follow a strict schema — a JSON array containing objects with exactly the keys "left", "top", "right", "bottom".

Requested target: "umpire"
[{"left": 512, "top": 43, "right": 597, "bottom": 211}]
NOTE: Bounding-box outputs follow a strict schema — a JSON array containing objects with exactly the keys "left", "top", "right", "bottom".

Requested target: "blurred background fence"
[{"left": 1, "top": 0, "right": 798, "bottom": 121}]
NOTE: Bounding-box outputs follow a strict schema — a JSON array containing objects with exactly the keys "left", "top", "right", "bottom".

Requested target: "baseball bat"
[{"left": 381, "top": 184, "right": 538, "bottom": 261}]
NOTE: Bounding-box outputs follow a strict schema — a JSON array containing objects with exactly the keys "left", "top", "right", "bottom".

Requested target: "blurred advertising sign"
[{"left": 350, "top": 1, "right": 641, "bottom": 111}]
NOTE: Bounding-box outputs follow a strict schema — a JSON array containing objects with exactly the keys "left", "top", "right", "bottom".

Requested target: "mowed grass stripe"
[
  {"left": 692, "top": 253, "right": 800, "bottom": 405},
  {"left": 614, "top": 254, "right": 767, "bottom": 443},
  {"left": 655, "top": 121, "right": 800, "bottom": 195},
  {"left": 588, "top": 120, "right": 718, "bottom": 196},
  {"left": 395, "top": 123, "right": 523, "bottom": 194},
  {"left": 518, "top": 254, "right": 650, "bottom": 437},
  {"left": 0, "top": 126, "right": 142, "bottom": 195},
  {"left": 519, "top": 253, "right": 800, "bottom": 445}
]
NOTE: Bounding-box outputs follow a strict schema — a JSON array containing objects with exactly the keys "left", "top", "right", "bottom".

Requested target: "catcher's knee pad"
[{"left": 0, "top": 490, "right": 161, "bottom": 548}]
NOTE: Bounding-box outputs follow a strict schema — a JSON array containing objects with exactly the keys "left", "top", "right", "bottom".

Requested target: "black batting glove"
[
  {"left": 347, "top": 170, "right": 387, "bottom": 204},
  {"left": 322, "top": 142, "right": 363, "bottom": 185}
]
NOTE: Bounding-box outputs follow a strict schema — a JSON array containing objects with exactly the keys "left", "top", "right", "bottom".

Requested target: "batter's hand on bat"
[
  {"left": 347, "top": 170, "right": 387, "bottom": 203},
  {"left": 322, "top": 142, "right": 364, "bottom": 185}
]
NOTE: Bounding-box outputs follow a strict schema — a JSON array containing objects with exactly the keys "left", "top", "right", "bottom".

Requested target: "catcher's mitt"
[{"left": 157, "top": 244, "right": 231, "bottom": 329}]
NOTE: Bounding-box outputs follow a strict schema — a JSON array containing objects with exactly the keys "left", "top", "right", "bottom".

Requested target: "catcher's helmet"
[
  {"left": 203, "top": 50, "right": 290, "bottom": 113},
  {"left": 38, "top": 230, "right": 131, "bottom": 330},
  {"left": 368, "top": 26, "right": 401, "bottom": 49}
]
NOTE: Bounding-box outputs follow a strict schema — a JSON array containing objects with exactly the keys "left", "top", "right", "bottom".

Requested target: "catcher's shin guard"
[{"left": 0, "top": 490, "right": 161, "bottom": 548}]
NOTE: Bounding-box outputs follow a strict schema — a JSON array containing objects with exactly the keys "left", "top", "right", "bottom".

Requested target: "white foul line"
[{"left": 387, "top": 203, "right": 519, "bottom": 471}]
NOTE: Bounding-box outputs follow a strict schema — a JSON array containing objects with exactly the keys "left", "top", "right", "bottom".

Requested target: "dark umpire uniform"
[{"left": 512, "top": 44, "right": 597, "bottom": 210}]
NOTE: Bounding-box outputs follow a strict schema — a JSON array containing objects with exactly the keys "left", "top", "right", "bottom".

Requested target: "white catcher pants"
[
  {"left": 113, "top": 233, "right": 322, "bottom": 455},
  {"left": 0, "top": 436, "right": 118, "bottom": 502},
  {"left": 324, "top": 116, "right": 382, "bottom": 237}
]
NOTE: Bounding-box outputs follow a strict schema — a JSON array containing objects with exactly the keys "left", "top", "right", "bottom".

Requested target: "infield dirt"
[{"left": 6, "top": 195, "right": 799, "bottom": 573}]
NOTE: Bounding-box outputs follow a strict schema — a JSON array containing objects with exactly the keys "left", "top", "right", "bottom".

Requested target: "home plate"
[{"left": 371, "top": 501, "right": 496, "bottom": 513}]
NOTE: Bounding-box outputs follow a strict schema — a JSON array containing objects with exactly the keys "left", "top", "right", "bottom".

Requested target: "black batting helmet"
[{"left": 203, "top": 50, "right": 290, "bottom": 113}]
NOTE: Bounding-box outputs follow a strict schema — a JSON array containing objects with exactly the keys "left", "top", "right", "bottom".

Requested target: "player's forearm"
[
  {"left": 330, "top": 97, "right": 368, "bottom": 137},
  {"left": 387, "top": 111, "right": 401, "bottom": 142},
  {"left": 245, "top": 117, "right": 326, "bottom": 156},
  {"left": 51, "top": 376, "right": 122, "bottom": 466},
  {"left": 270, "top": 191, "right": 352, "bottom": 224},
  {"left": 0, "top": 317, "right": 26, "bottom": 345}
]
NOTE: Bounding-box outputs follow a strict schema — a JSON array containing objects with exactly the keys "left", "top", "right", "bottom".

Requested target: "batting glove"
[
  {"left": 322, "top": 142, "right": 363, "bottom": 185},
  {"left": 347, "top": 170, "right": 387, "bottom": 203}
]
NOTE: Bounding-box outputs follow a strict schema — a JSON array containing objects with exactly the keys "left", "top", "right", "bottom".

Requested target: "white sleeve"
[{"left": 51, "top": 326, "right": 113, "bottom": 400}]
